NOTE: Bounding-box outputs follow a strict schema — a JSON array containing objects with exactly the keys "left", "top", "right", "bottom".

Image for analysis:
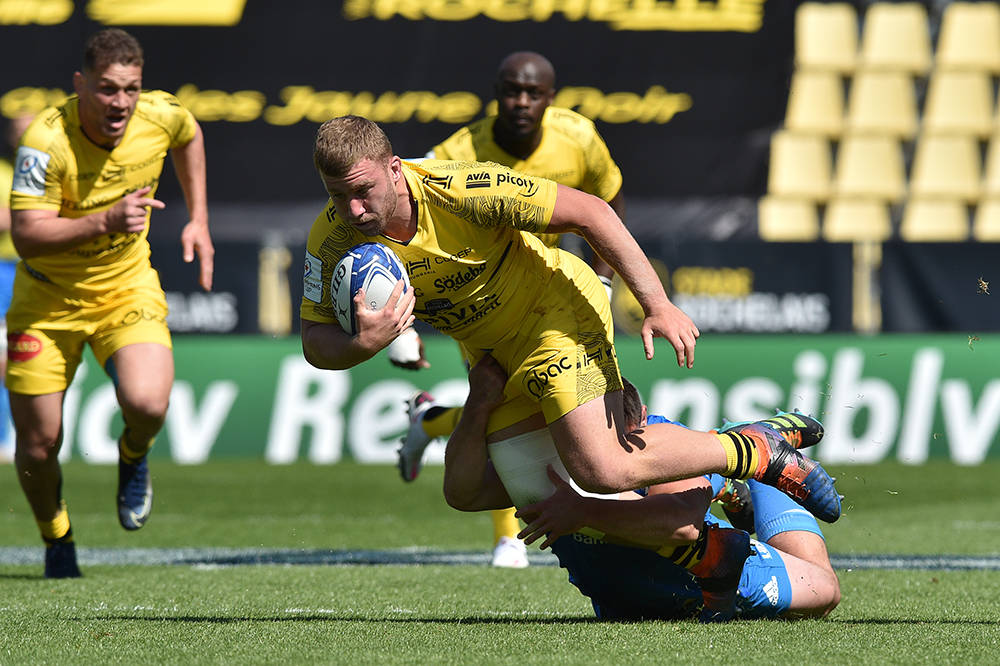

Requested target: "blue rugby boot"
[
  {"left": 728, "top": 422, "right": 842, "bottom": 524},
  {"left": 118, "top": 454, "right": 153, "bottom": 530}
]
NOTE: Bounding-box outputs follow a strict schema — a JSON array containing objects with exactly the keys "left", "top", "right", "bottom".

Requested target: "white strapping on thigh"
[{"left": 487, "top": 428, "right": 619, "bottom": 508}]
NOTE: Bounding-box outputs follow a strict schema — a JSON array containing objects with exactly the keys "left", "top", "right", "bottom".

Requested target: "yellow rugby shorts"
[
  {"left": 464, "top": 250, "right": 622, "bottom": 435},
  {"left": 6, "top": 266, "right": 171, "bottom": 395}
]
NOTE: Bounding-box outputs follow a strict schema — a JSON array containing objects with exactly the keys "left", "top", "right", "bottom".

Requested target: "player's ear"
[
  {"left": 389, "top": 155, "right": 402, "bottom": 181},
  {"left": 72, "top": 71, "right": 86, "bottom": 96},
  {"left": 640, "top": 405, "right": 647, "bottom": 428}
]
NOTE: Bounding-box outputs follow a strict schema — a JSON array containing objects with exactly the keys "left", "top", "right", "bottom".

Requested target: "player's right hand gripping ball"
[{"left": 332, "top": 242, "right": 410, "bottom": 335}]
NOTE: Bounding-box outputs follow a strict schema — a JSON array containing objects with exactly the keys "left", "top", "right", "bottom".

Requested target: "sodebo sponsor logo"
[{"left": 525, "top": 354, "right": 573, "bottom": 398}]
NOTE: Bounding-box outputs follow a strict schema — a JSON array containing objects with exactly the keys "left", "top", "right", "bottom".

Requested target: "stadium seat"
[
  {"left": 795, "top": 2, "right": 858, "bottom": 73},
  {"left": 973, "top": 197, "right": 1000, "bottom": 241},
  {"left": 833, "top": 133, "right": 906, "bottom": 202},
  {"left": 900, "top": 197, "right": 970, "bottom": 241},
  {"left": 767, "top": 130, "right": 833, "bottom": 201},
  {"left": 822, "top": 198, "right": 893, "bottom": 242},
  {"left": 922, "top": 69, "right": 995, "bottom": 139},
  {"left": 935, "top": 1, "right": 1000, "bottom": 73},
  {"left": 909, "top": 133, "right": 982, "bottom": 203},
  {"left": 844, "top": 70, "right": 919, "bottom": 139},
  {"left": 757, "top": 196, "right": 821, "bottom": 241},
  {"left": 784, "top": 70, "right": 845, "bottom": 137},
  {"left": 858, "top": 2, "right": 932, "bottom": 75},
  {"left": 982, "top": 134, "right": 1000, "bottom": 197}
]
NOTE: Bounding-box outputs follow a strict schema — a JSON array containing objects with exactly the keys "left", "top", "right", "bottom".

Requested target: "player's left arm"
[
  {"left": 590, "top": 189, "right": 625, "bottom": 283},
  {"left": 517, "top": 466, "right": 710, "bottom": 551},
  {"left": 171, "top": 121, "right": 214, "bottom": 292},
  {"left": 547, "top": 184, "right": 699, "bottom": 368}
]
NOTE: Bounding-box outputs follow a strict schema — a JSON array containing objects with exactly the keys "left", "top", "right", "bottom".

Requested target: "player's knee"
[
  {"left": 442, "top": 479, "right": 478, "bottom": 512},
  {"left": 119, "top": 393, "right": 169, "bottom": 427}
]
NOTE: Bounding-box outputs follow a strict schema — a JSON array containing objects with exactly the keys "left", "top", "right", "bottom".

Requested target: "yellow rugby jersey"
[
  {"left": 302, "top": 160, "right": 561, "bottom": 350},
  {"left": 10, "top": 91, "right": 197, "bottom": 296},
  {"left": 0, "top": 157, "right": 17, "bottom": 260},
  {"left": 432, "top": 107, "right": 622, "bottom": 248}
]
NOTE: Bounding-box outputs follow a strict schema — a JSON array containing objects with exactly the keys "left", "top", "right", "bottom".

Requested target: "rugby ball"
[{"left": 331, "top": 242, "right": 410, "bottom": 335}]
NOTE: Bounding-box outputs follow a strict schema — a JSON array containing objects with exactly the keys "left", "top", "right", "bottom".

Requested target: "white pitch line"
[{"left": 1, "top": 547, "right": 999, "bottom": 570}]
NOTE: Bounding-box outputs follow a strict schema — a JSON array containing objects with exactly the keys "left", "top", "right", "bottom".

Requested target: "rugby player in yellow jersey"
[
  {"left": 301, "top": 116, "right": 841, "bottom": 539},
  {"left": 8, "top": 29, "right": 215, "bottom": 578},
  {"left": 392, "top": 52, "right": 628, "bottom": 567},
  {"left": 0, "top": 114, "right": 34, "bottom": 463}
]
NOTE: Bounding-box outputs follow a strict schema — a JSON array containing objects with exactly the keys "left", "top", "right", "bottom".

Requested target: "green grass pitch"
[{"left": 2, "top": 459, "right": 1000, "bottom": 664}]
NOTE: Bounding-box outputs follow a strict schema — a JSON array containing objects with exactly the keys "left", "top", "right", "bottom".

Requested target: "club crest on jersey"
[{"left": 423, "top": 174, "right": 453, "bottom": 189}]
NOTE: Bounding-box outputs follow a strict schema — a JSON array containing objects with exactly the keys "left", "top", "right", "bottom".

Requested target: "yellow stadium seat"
[
  {"left": 767, "top": 131, "right": 833, "bottom": 201},
  {"left": 795, "top": 2, "right": 858, "bottom": 73},
  {"left": 823, "top": 198, "right": 893, "bottom": 242},
  {"left": 784, "top": 70, "right": 845, "bottom": 137},
  {"left": 757, "top": 196, "right": 821, "bottom": 241},
  {"left": 982, "top": 134, "right": 1000, "bottom": 197},
  {"left": 922, "top": 69, "right": 995, "bottom": 138},
  {"left": 833, "top": 133, "right": 906, "bottom": 202},
  {"left": 909, "top": 133, "right": 982, "bottom": 202},
  {"left": 844, "top": 70, "right": 919, "bottom": 139},
  {"left": 936, "top": 1, "right": 1000, "bottom": 73},
  {"left": 973, "top": 197, "right": 1000, "bottom": 240},
  {"left": 858, "top": 2, "right": 932, "bottom": 74},
  {"left": 900, "top": 197, "right": 970, "bottom": 241}
]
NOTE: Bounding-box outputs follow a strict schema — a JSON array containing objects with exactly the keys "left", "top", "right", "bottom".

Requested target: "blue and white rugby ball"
[{"left": 331, "top": 242, "right": 410, "bottom": 335}]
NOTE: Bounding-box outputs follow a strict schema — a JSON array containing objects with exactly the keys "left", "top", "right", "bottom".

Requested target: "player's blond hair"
[
  {"left": 313, "top": 115, "right": 393, "bottom": 178},
  {"left": 84, "top": 28, "right": 144, "bottom": 73}
]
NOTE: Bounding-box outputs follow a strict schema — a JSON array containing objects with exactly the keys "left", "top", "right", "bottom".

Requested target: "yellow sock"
[
  {"left": 715, "top": 431, "right": 761, "bottom": 480},
  {"left": 38, "top": 501, "right": 72, "bottom": 543},
  {"left": 423, "top": 406, "right": 463, "bottom": 440},
  {"left": 657, "top": 525, "right": 708, "bottom": 569},
  {"left": 491, "top": 507, "right": 520, "bottom": 544},
  {"left": 119, "top": 429, "right": 155, "bottom": 465}
]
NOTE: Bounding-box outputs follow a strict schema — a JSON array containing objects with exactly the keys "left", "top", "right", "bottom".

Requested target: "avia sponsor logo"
[
  {"left": 496, "top": 172, "right": 538, "bottom": 197},
  {"left": 466, "top": 172, "right": 491, "bottom": 189},
  {"left": 8, "top": 332, "right": 43, "bottom": 362},
  {"left": 434, "top": 263, "right": 486, "bottom": 293},
  {"left": 525, "top": 353, "right": 574, "bottom": 399}
]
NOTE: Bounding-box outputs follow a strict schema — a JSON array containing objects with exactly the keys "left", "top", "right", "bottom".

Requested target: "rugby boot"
[
  {"left": 398, "top": 391, "right": 436, "bottom": 482},
  {"left": 118, "top": 454, "right": 153, "bottom": 530},
  {"left": 44, "top": 529, "right": 82, "bottom": 579},
  {"left": 689, "top": 524, "right": 752, "bottom": 623},
  {"left": 720, "top": 409, "right": 824, "bottom": 450},
  {"left": 729, "top": 422, "right": 841, "bottom": 524}
]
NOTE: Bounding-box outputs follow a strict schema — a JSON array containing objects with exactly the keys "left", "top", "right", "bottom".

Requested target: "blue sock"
[{"left": 748, "top": 479, "right": 824, "bottom": 542}]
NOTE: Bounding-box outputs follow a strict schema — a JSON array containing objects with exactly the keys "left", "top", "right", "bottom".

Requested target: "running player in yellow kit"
[
  {"left": 393, "top": 52, "right": 628, "bottom": 567},
  {"left": 8, "top": 28, "right": 215, "bottom": 578},
  {"left": 301, "top": 116, "right": 841, "bottom": 532}
]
